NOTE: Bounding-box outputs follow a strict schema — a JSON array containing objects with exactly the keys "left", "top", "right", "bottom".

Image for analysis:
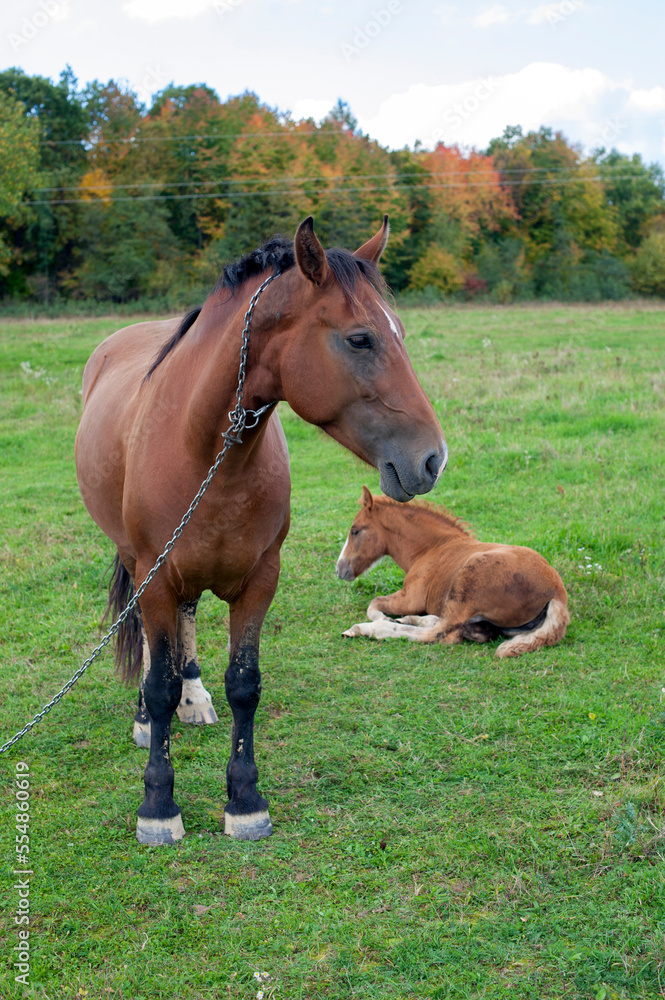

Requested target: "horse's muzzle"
[{"left": 379, "top": 440, "right": 448, "bottom": 502}]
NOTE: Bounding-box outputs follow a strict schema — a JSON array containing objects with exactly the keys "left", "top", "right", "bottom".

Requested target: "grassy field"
[{"left": 1, "top": 302, "right": 664, "bottom": 1000}]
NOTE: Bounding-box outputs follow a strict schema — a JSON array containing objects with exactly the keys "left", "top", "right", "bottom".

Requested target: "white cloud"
[
  {"left": 473, "top": 4, "right": 510, "bottom": 28},
  {"left": 629, "top": 87, "right": 665, "bottom": 111},
  {"left": 123, "top": 0, "right": 249, "bottom": 22},
  {"left": 359, "top": 62, "right": 617, "bottom": 151},
  {"left": 290, "top": 98, "right": 335, "bottom": 122}
]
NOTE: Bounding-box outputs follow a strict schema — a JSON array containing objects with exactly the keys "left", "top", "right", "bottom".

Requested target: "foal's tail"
[
  {"left": 104, "top": 553, "right": 143, "bottom": 684},
  {"left": 495, "top": 598, "right": 570, "bottom": 659}
]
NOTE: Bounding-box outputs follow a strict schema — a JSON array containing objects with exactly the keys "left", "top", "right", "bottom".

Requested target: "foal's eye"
[
  {"left": 347, "top": 333, "right": 373, "bottom": 350},
  {"left": 350, "top": 527, "right": 361, "bottom": 536}
]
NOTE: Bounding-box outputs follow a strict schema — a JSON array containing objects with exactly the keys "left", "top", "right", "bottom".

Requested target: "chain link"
[{"left": 0, "top": 272, "right": 278, "bottom": 756}]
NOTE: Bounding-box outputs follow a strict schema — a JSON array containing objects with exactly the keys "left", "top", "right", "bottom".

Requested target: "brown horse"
[
  {"left": 337, "top": 487, "right": 569, "bottom": 657},
  {"left": 75, "top": 217, "right": 447, "bottom": 845}
]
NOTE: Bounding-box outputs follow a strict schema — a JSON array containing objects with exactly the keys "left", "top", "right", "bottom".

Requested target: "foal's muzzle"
[{"left": 335, "top": 556, "right": 355, "bottom": 581}]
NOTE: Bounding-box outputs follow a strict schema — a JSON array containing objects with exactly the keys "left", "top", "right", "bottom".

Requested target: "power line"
[
  {"left": 24, "top": 173, "right": 655, "bottom": 207},
  {"left": 42, "top": 129, "right": 359, "bottom": 146},
  {"left": 30, "top": 162, "right": 659, "bottom": 195},
  {"left": 39, "top": 114, "right": 665, "bottom": 147}
]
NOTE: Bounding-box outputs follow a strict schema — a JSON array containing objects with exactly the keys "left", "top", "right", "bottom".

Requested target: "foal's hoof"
[
  {"left": 136, "top": 813, "right": 186, "bottom": 845},
  {"left": 176, "top": 678, "right": 219, "bottom": 725},
  {"left": 132, "top": 720, "right": 151, "bottom": 748},
  {"left": 342, "top": 624, "right": 363, "bottom": 638},
  {"left": 224, "top": 809, "right": 273, "bottom": 841}
]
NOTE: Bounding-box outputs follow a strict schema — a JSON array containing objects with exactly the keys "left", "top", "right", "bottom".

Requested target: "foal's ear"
[
  {"left": 361, "top": 485, "right": 373, "bottom": 510},
  {"left": 353, "top": 215, "right": 390, "bottom": 263},
  {"left": 294, "top": 217, "right": 330, "bottom": 286}
]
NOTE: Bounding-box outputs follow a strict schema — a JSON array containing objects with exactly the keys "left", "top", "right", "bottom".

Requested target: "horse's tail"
[
  {"left": 495, "top": 597, "right": 570, "bottom": 659},
  {"left": 104, "top": 553, "right": 143, "bottom": 684}
]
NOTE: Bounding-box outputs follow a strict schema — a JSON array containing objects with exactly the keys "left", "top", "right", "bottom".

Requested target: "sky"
[{"left": 1, "top": 0, "right": 664, "bottom": 166}]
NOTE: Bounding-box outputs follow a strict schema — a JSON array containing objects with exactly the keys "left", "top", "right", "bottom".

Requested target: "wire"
[
  {"left": 24, "top": 173, "right": 654, "bottom": 207},
  {"left": 30, "top": 162, "right": 660, "bottom": 195},
  {"left": 42, "top": 128, "right": 359, "bottom": 146},
  {"left": 39, "top": 113, "right": 665, "bottom": 146}
]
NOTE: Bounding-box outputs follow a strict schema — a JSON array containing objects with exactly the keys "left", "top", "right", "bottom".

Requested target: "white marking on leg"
[
  {"left": 343, "top": 618, "right": 440, "bottom": 642},
  {"left": 177, "top": 604, "right": 197, "bottom": 661},
  {"left": 224, "top": 809, "right": 272, "bottom": 841},
  {"left": 397, "top": 614, "right": 441, "bottom": 628},
  {"left": 367, "top": 600, "right": 388, "bottom": 622},
  {"left": 133, "top": 720, "right": 151, "bottom": 748},
  {"left": 141, "top": 624, "right": 151, "bottom": 679},
  {"left": 177, "top": 676, "right": 218, "bottom": 725},
  {"left": 136, "top": 813, "right": 185, "bottom": 845}
]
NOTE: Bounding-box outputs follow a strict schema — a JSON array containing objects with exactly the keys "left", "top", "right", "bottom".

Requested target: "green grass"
[{"left": 1, "top": 303, "right": 664, "bottom": 1000}]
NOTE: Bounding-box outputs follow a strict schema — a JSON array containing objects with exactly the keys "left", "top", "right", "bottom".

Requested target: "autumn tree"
[
  {"left": 594, "top": 149, "right": 665, "bottom": 249},
  {"left": 0, "top": 67, "right": 88, "bottom": 298},
  {"left": 0, "top": 91, "right": 40, "bottom": 277},
  {"left": 487, "top": 126, "right": 624, "bottom": 298}
]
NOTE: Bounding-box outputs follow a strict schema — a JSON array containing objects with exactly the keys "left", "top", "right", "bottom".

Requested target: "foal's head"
[
  {"left": 336, "top": 486, "right": 387, "bottom": 582},
  {"left": 272, "top": 217, "right": 447, "bottom": 501}
]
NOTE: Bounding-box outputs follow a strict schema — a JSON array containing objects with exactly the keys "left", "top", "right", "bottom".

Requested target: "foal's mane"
[
  {"left": 146, "top": 235, "right": 387, "bottom": 378},
  {"left": 378, "top": 496, "right": 474, "bottom": 537}
]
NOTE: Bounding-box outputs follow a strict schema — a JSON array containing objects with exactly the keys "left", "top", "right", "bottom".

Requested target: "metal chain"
[{"left": 0, "top": 272, "right": 278, "bottom": 756}]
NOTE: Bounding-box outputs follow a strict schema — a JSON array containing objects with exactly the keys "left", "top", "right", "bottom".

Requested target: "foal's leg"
[
  {"left": 397, "top": 614, "right": 441, "bottom": 628},
  {"left": 135, "top": 586, "right": 184, "bottom": 845},
  {"left": 342, "top": 586, "right": 431, "bottom": 635},
  {"left": 176, "top": 600, "right": 219, "bottom": 725},
  {"left": 221, "top": 550, "right": 280, "bottom": 841},
  {"left": 344, "top": 618, "right": 442, "bottom": 640},
  {"left": 367, "top": 587, "right": 427, "bottom": 621}
]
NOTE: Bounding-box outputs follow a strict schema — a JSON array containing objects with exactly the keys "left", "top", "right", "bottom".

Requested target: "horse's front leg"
[
  {"left": 221, "top": 552, "right": 280, "bottom": 842},
  {"left": 176, "top": 599, "right": 219, "bottom": 725},
  {"left": 135, "top": 586, "right": 184, "bottom": 845}
]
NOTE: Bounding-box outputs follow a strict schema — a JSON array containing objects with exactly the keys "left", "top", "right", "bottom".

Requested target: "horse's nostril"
[{"left": 423, "top": 444, "right": 447, "bottom": 485}]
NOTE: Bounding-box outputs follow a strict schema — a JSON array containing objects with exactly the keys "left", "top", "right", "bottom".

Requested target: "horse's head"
[
  {"left": 273, "top": 216, "right": 447, "bottom": 502},
  {"left": 336, "top": 486, "right": 386, "bottom": 581}
]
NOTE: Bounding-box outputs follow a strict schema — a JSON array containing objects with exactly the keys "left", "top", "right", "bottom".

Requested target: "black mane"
[
  {"left": 213, "top": 236, "right": 296, "bottom": 294},
  {"left": 146, "top": 235, "right": 386, "bottom": 378}
]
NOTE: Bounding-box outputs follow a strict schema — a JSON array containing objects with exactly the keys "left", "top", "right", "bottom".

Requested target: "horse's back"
[{"left": 76, "top": 319, "right": 180, "bottom": 547}]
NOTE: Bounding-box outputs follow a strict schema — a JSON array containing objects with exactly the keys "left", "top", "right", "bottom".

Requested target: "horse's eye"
[
  {"left": 347, "top": 333, "right": 373, "bottom": 350},
  {"left": 350, "top": 527, "right": 361, "bottom": 536}
]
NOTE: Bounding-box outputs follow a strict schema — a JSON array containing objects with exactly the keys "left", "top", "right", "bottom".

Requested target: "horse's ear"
[
  {"left": 294, "top": 217, "right": 330, "bottom": 286},
  {"left": 361, "top": 485, "right": 373, "bottom": 510},
  {"left": 353, "top": 215, "right": 390, "bottom": 263}
]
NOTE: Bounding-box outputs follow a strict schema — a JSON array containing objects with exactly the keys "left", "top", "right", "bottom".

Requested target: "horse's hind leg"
[
  {"left": 133, "top": 623, "right": 151, "bottom": 748},
  {"left": 135, "top": 586, "right": 184, "bottom": 845},
  {"left": 176, "top": 600, "right": 218, "bottom": 725}
]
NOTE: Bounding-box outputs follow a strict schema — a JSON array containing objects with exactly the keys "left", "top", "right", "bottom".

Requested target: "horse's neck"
[
  {"left": 378, "top": 504, "right": 454, "bottom": 571},
  {"left": 177, "top": 285, "right": 283, "bottom": 454}
]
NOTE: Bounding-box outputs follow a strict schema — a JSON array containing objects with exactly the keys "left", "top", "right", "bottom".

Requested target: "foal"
[{"left": 337, "top": 488, "right": 569, "bottom": 657}]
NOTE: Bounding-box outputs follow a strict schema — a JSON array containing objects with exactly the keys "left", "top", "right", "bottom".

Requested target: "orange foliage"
[{"left": 419, "top": 144, "right": 516, "bottom": 239}]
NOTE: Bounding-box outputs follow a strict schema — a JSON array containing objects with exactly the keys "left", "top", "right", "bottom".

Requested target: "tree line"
[{"left": 1, "top": 66, "right": 664, "bottom": 309}]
